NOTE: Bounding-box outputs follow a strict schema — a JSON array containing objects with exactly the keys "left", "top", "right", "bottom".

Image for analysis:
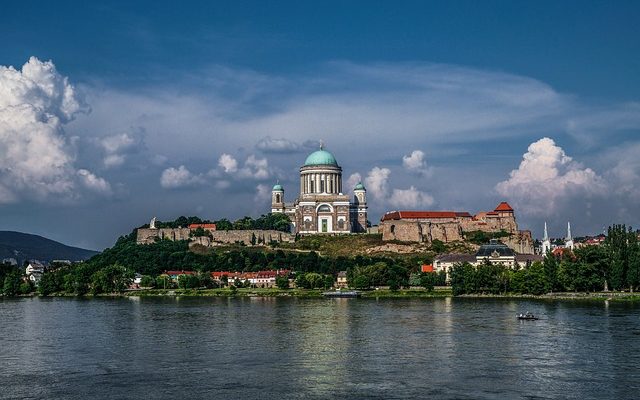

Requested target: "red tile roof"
[
  {"left": 421, "top": 264, "right": 434, "bottom": 273},
  {"left": 165, "top": 270, "right": 197, "bottom": 276},
  {"left": 494, "top": 202, "right": 514, "bottom": 212},
  {"left": 188, "top": 223, "right": 217, "bottom": 230}
]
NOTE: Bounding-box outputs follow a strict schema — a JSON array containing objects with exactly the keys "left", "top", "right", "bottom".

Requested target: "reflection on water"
[{"left": 1, "top": 297, "right": 639, "bottom": 399}]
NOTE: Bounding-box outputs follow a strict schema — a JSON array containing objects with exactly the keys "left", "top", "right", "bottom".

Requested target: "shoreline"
[{"left": 7, "top": 288, "right": 640, "bottom": 301}]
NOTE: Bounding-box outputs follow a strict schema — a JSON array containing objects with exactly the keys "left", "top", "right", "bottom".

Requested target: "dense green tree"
[
  {"left": 3, "top": 271, "right": 22, "bottom": 296},
  {"left": 140, "top": 275, "right": 155, "bottom": 288},
  {"left": 323, "top": 275, "right": 334, "bottom": 289},
  {"left": 91, "top": 264, "right": 134, "bottom": 294},
  {"left": 213, "top": 218, "right": 233, "bottom": 231},
  {"left": 543, "top": 253, "right": 559, "bottom": 292},
  {"left": 449, "top": 262, "right": 473, "bottom": 295},
  {"left": 626, "top": 232, "right": 640, "bottom": 292},
  {"left": 430, "top": 239, "right": 447, "bottom": 254},
  {"left": 38, "top": 269, "right": 65, "bottom": 295},
  {"left": 523, "top": 262, "right": 547, "bottom": 295},
  {"left": 276, "top": 275, "right": 289, "bottom": 289},
  {"left": 295, "top": 273, "right": 308, "bottom": 289},
  {"left": 351, "top": 275, "right": 370, "bottom": 289},
  {"left": 178, "top": 274, "right": 200, "bottom": 289},
  {"left": 605, "top": 224, "right": 630, "bottom": 290},
  {"left": 18, "top": 281, "right": 33, "bottom": 295},
  {"left": 0, "top": 262, "right": 17, "bottom": 287},
  {"left": 419, "top": 272, "right": 436, "bottom": 291}
]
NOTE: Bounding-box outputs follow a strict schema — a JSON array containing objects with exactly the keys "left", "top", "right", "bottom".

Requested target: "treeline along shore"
[{"left": 1, "top": 217, "right": 639, "bottom": 301}]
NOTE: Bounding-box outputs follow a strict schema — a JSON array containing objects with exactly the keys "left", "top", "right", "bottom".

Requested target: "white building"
[
  {"left": 25, "top": 261, "right": 46, "bottom": 285},
  {"left": 434, "top": 240, "right": 543, "bottom": 282},
  {"left": 271, "top": 144, "right": 368, "bottom": 234}
]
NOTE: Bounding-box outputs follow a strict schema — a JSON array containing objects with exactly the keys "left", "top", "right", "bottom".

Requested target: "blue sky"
[{"left": 1, "top": 1, "right": 639, "bottom": 249}]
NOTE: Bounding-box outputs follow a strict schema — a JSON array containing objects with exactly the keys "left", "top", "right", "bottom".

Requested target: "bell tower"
[
  {"left": 542, "top": 221, "right": 551, "bottom": 254},
  {"left": 351, "top": 182, "right": 368, "bottom": 232},
  {"left": 271, "top": 182, "right": 285, "bottom": 213}
]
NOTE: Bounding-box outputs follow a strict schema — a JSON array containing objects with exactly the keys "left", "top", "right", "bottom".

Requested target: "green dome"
[
  {"left": 272, "top": 183, "right": 283, "bottom": 191},
  {"left": 354, "top": 182, "right": 366, "bottom": 191},
  {"left": 304, "top": 149, "right": 338, "bottom": 166}
]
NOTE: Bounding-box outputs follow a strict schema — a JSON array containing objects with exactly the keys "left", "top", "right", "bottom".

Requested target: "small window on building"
[
  {"left": 390, "top": 224, "right": 395, "bottom": 233},
  {"left": 318, "top": 204, "right": 331, "bottom": 212}
]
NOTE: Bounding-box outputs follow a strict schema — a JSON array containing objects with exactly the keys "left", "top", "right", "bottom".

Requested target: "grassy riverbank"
[
  {"left": 10, "top": 288, "right": 640, "bottom": 301},
  {"left": 121, "top": 287, "right": 454, "bottom": 298}
]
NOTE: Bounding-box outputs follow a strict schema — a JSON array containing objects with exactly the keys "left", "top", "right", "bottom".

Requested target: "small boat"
[
  {"left": 517, "top": 312, "right": 539, "bottom": 320},
  {"left": 322, "top": 290, "right": 360, "bottom": 298}
]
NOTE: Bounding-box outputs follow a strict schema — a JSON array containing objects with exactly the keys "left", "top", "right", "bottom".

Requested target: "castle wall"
[
  {"left": 136, "top": 228, "right": 294, "bottom": 246},
  {"left": 380, "top": 212, "right": 534, "bottom": 254}
]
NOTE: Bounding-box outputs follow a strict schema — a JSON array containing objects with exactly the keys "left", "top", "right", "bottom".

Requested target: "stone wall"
[
  {"left": 502, "top": 231, "right": 534, "bottom": 255},
  {"left": 137, "top": 228, "right": 191, "bottom": 244},
  {"left": 137, "top": 228, "right": 294, "bottom": 246},
  {"left": 380, "top": 214, "right": 534, "bottom": 254}
]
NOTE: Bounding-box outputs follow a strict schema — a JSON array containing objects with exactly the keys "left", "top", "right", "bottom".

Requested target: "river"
[{"left": 1, "top": 297, "right": 639, "bottom": 399}]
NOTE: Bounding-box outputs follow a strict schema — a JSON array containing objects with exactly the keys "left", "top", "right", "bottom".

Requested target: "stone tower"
[
  {"left": 271, "top": 183, "right": 285, "bottom": 213},
  {"left": 351, "top": 182, "right": 368, "bottom": 232},
  {"left": 542, "top": 221, "right": 551, "bottom": 254},
  {"left": 565, "top": 222, "right": 574, "bottom": 250}
]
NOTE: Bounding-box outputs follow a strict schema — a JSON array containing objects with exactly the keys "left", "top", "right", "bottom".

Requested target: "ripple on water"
[{"left": 1, "top": 297, "right": 640, "bottom": 399}]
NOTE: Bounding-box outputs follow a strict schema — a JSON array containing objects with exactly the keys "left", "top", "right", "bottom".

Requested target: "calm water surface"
[{"left": 1, "top": 297, "right": 639, "bottom": 399}]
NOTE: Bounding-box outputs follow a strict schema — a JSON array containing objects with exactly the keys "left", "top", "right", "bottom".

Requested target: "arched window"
[
  {"left": 390, "top": 224, "right": 395, "bottom": 233},
  {"left": 317, "top": 204, "right": 331, "bottom": 212},
  {"left": 275, "top": 194, "right": 281, "bottom": 203}
]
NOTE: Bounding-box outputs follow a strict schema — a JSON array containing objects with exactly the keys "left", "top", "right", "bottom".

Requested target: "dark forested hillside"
[{"left": 0, "top": 231, "right": 98, "bottom": 264}]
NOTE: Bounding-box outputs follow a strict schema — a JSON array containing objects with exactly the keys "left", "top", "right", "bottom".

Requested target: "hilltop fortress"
[
  {"left": 380, "top": 202, "right": 534, "bottom": 254},
  {"left": 136, "top": 145, "right": 533, "bottom": 255}
]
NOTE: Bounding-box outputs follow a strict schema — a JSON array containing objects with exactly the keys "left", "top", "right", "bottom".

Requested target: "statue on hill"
[{"left": 150, "top": 217, "right": 157, "bottom": 229}]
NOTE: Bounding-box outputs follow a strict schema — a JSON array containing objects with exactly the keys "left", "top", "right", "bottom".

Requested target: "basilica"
[{"left": 271, "top": 146, "right": 368, "bottom": 234}]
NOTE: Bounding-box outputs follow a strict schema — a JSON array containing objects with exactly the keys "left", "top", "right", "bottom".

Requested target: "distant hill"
[{"left": 0, "top": 231, "right": 98, "bottom": 265}]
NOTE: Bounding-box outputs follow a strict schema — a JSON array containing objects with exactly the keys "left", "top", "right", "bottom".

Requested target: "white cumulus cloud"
[
  {"left": 219, "top": 153, "right": 270, "bottom": 180},
  {"left": 218, "top": 153, "right": 238, "bottom": 173},
  {"left": 402, "top": 150, "right": 432, "bottom": 176},
  {"left": 99, "top": 132, "right": 144, "bottom": 168},
  {"left": 345, "top": 173, "right": 362, "bottom": 192},
  {"left": 0, "top": 57, "right": 110, "bottom": 203},
  {"left": 496, "top": 137, "right": 605, "bottom": 215},
  {"left": 77, "top": 169, "right": 112, "bottom": 194},
  {"left": 389, "top": 186, "right": 434, "bottom": 208},
  {"left": 364, "top": 167, "right": 390, "bottom": 201},
  {"left": 254, "top": 183, "right": 271, "bottom": 203},
  {"left": 160, "top": 165, "right": 205, "bottom": 189},
  {"left": 239, "top": 155, "right": 269, "bottom": 179}
]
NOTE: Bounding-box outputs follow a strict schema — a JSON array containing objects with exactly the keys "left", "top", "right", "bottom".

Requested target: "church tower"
[
  {"left": 271, "top": 182, "right": 285, "bottom": 213},
  {"left": 542, "top": 221, "right": 551, "bottom": 254},
  {"left": 565, "top": 222, "right": 574, "bottom": 250},
  {"left": 351, "top": 182, "right": 368, "bottom": 232}
]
